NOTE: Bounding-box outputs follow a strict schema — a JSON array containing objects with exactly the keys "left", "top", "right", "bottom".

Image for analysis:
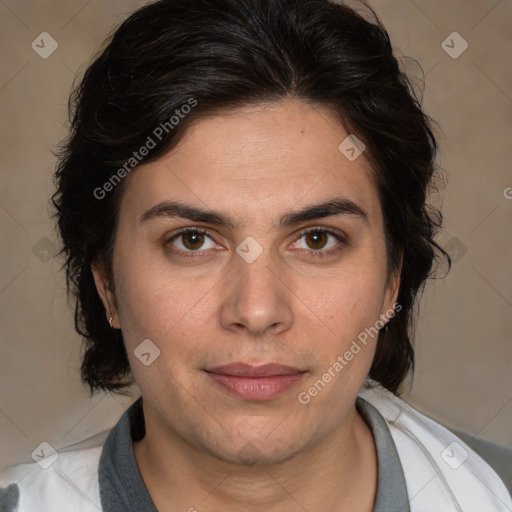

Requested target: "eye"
[
  {"left": 165, "top": 226, "right": 346, "bottom": 259},
  {"left": 291, "top": 228, "right": 346, "bottom": 256},
  {"left": 166, "top": 228, "right": 217, "bottom": 255}
]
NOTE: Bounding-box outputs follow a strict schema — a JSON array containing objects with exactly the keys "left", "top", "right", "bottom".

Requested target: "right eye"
[{"left": 165, "top": 228, "right": 218, "bottom": 256}]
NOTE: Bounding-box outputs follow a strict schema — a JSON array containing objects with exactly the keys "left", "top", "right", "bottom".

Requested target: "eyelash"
[{"left": 165, "top": 227, "right": 347, "bottom": 259}]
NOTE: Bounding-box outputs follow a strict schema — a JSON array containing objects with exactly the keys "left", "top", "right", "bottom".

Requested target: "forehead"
[{"left": 119, "top": 99, "right": 381, "bottom": 227}]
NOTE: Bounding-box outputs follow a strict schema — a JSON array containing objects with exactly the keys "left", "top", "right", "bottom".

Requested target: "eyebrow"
[{"left": 139, "top": 197, "right": 369, "bottom": 229}]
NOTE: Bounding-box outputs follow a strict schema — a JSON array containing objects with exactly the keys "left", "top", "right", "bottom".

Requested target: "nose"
[{"left": 219, "top": 247, "right": 294, "bottom": 337}]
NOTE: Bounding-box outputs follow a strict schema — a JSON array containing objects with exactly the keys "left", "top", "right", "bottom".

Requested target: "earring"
[{"left": 109, "top": 316, "right": 114, "bottom": 329}]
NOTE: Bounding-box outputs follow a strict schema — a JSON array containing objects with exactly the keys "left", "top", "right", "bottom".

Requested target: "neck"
[{"left": 133, "top": 404, "right": 377, "bottom": 512}]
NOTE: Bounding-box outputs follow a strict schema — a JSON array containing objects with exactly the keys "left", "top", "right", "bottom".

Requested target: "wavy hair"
[{"left": 51, "top": 0, "right": 450, "bottom": 395}]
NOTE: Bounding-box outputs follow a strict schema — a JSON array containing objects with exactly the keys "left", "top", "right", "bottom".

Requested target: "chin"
[{"left": 201, "top": 429, "right": 306, "bottom": 468}]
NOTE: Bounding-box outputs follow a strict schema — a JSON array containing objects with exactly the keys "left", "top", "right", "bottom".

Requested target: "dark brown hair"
[{"left": 51, "top": 0, "right": 449, "bottom": 396}]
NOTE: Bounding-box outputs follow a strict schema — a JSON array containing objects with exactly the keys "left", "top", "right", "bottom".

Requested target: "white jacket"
[{"left": 1, "top": 383, "right": 511, "bottom": 511}]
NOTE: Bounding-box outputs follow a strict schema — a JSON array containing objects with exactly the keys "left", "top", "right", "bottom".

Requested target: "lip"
[
  {"left": 207, "top": 363, "right": 304, "bottom": 377},
  {"left": 204, "top": 363, "right": 307, "bottom": 401}
]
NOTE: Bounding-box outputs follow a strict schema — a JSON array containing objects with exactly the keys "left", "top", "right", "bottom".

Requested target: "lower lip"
[{"left": 205, "top": 372, "right": 307, "bottom": 401}]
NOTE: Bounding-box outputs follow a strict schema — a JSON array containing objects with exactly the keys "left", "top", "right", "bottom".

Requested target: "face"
[{"left": 93, "top": 99, "right": 399, "bottom": 465}]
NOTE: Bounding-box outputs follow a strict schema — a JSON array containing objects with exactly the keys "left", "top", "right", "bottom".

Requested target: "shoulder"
[
  {"left": 0, "top": 432, "right": 108, "bottom": 512},
  {"left": 447, "top": 426, "right": 512, "bottom": 495},
  {"left": 359, "top": 382, "right": 512, "bottom": 512}
]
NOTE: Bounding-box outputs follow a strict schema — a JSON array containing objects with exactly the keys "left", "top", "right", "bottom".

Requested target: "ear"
[
  {"left": 91, "top": 261, "right": 120, "bottom": 329},
  {"left": 381, "top": 253, "right": 402, "bottom": 319}
]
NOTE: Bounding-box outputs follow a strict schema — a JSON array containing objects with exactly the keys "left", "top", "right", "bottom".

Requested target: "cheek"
[
  {"left": 113, "top": 260, "right": 210, "bottom": 395},
  {"left": 293, "top": 257, "right": 387, "bottom": 399},
  {"left": 116, "top": 271, "right": 214, "bottom": 347},
  {"left": 300, "top": 257, "right": 387, "bottom": 336},
  {"left": 295, "top": 274, "right": 384, "bottom": 411},
  {"left": 111, "top": 242, "right": 209, "bottom": 346}
]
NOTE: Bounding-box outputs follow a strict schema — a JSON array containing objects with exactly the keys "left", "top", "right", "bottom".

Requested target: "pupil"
[
  {"left": 307, "top": 231, "right": 327, "bottom": 249},
  {"left": 184, "top": 232, "right": 204, "bottom": 250}
]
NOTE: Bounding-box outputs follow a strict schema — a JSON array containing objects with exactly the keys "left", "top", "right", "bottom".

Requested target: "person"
[{"left": 0, "top": 0, "right": 510, "bottom": 511}]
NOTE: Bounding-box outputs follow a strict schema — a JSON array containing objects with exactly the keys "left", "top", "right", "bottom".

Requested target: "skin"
[{"left": 93, "top": 99, "right": 400, "bottom": 512}]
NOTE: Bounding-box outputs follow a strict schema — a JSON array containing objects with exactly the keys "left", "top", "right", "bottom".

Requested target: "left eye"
[{"left": 292, "top": 229, "right": 343, "bottom": 251}]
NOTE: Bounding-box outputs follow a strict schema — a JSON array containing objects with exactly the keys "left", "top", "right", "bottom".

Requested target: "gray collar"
[{"left": 356, "top": 397, "right": 411, "bottom": 512}]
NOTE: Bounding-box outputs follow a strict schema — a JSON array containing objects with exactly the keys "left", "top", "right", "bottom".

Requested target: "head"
[{"left": 52, "top": 0, "right": 448, "bottom": 463}]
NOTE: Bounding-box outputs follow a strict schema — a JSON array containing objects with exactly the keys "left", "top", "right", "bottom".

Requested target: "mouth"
[{"left": 204, "top": 363, "right": 308, "bottom": 401}]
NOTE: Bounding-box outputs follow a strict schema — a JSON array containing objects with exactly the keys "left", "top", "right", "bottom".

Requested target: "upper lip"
[{"left": 205, "top": 363, "right": 306, "bottom": 377}]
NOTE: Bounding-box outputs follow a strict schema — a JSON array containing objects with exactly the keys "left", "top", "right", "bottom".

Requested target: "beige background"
[{"left": 0, "top": 0, "right": 511, "bottom": 470}]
